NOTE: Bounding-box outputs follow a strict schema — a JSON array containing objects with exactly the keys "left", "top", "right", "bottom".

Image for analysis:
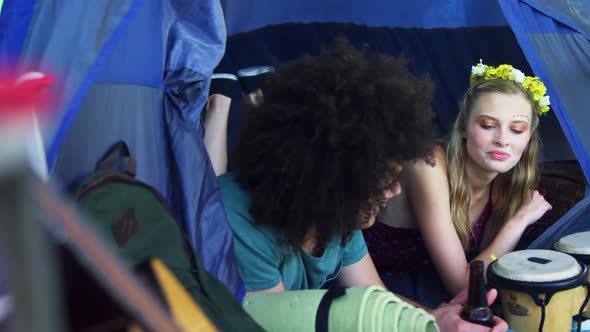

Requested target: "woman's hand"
[
  {"left": 433, "top": 288, "right": 508, "bottom": 332},
  {"left": 512, "top": 190, "right": 552, "bottom": 226}
]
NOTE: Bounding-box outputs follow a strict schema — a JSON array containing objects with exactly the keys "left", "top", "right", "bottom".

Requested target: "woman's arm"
[
  {"left": 338, "top": 252, "right": 433, "bottom": 310},
  {"left": 471, "top": 190, "right": 551, "bottom": 268},
  {"left": 337, "top": 252, "right": 508, "bottom": 332},
  {"left": 404, "top": 147, "right": 551, "bottom": 296},
  {"left": 403, "top": 146, "right": 471, "bottom": 295},
  {"left": 246, "top": 281, "right": 286, "bottom": 294},
  {"left": 337, "top": 252, "right": 385, "bottom": 287}
]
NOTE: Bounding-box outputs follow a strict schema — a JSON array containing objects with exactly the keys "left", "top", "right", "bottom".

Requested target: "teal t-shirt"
[{"left": 218, "top": 174, "right": 368, "bottom": 291}]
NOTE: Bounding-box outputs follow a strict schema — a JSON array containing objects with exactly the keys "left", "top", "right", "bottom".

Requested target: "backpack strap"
[{"left": 96, "top": 141, "right": 137, "bottom": 177}]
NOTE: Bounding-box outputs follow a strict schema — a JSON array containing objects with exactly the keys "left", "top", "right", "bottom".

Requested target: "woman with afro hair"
[{"left": 217, "top": 40, "right": 507, "bottom": 332}]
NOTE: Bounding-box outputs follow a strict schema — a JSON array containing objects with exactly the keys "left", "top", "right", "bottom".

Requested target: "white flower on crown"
[
  {"left": 471, "top": 64, "right": 485, "bottom": 76},
  {"left": 510, "top": 68, "right": 526, "bottom": 84},
  {"left": 539, "top": 95, "right": 550, "bottom": 107}
]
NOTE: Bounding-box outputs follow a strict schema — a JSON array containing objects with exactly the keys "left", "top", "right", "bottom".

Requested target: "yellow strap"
[{"left": 151, "top": 259, "right": 217, "bottom": 332}]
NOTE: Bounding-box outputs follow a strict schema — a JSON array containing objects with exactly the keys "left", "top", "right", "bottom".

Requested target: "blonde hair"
[{"left": 446, "top": 79, "right": 541, "bottom": 251}]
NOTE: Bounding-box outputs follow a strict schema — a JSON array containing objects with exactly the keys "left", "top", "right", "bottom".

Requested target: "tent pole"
[{"left": 0, "top": 168, "right": 65, "bottom": 332}]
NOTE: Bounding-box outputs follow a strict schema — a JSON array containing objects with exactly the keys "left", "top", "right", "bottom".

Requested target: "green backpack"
[{"left": 72, "top": 141, "right": 262, "bottom": 331}]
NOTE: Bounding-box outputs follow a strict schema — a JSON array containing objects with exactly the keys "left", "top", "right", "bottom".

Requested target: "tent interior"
[{"left": 1, "top": 0, "right": 590, "bottom": 328}]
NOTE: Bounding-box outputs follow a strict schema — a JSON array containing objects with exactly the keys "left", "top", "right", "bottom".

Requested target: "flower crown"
[{"left": 470, "top": 60, "right": 550, "bottom": 115}]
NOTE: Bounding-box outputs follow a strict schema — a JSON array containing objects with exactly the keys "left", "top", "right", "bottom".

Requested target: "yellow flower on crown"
[
  {"left": 470, "top": 59, "right": 550, "bottom": 115},
  {"left": 495, "top": 64, "right": 513, "bottom": 79}
]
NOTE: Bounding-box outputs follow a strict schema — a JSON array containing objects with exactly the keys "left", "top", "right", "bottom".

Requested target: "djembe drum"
[
  {"left": 554, "top": 231, "right": 590, "bottom": 319},
  {"left": 487, "top": 249, "right": 588, "bottom": 332}
]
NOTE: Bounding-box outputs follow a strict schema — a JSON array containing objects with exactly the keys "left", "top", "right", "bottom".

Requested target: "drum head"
[
  {"left": 554, "top": 232, "right": 590, "bottom": 263},
  {"left": 491, "top": 250, "right": 580, "bottom": 282},
  {"left": 488, "top": 250, "right": 588, "bottom": 297}
]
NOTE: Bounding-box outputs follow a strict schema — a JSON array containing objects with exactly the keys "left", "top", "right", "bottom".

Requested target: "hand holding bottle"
[
  {"left": 460, "top": 260, "right": 494, "bottom": 327},
  {"left": 434, "top": 274, "right": 508, "bottom": 332}
]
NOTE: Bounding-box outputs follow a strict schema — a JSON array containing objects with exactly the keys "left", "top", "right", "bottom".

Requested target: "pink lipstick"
[{"left": 488, "top": 151, "right": 510, "bottom": 161}]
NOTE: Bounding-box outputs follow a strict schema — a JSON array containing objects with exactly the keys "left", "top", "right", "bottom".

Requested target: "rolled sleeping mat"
[{"left": 242, "top": 285, "right": 439, "bottom": 332}]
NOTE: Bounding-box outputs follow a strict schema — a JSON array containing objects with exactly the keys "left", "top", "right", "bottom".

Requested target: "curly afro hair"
[{"left": 232, "top": 39, "right": 436, "bottom": 250}]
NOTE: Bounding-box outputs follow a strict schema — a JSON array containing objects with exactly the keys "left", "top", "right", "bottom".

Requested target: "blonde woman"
[{"left": 364, "top": 62, "right": 552, "bottom": 305}]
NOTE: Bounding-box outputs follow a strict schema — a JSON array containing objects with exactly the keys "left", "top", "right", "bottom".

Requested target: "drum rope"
[
  {"left": 576, "top": 282, "right": 590, "bottom": 332},
  {"left": 538, "top": 299, "right": 546, "bottom": 332}
]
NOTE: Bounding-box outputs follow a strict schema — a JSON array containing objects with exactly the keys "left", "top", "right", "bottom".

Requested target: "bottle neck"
[{"left": 467, "top": 263, "right": 488, "bottom": 307}]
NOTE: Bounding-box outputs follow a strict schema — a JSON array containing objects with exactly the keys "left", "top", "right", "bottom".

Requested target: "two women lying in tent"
[
  {"left": 203, "top": 39, "right": 508, "bottom": 332},
  {"left": 364, "top": 61, "right": 552, "bottom": 306}
]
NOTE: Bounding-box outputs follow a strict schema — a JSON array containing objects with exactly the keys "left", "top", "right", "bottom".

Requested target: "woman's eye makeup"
[
  {"left": 476, "top": 118, "right": 529, "bottom": 133},
  {"left": 510, "top": 124, "right": 529, "bottom": 134},
  {"left": 477, "top": 119, "right": 496, "bottom": 129}
]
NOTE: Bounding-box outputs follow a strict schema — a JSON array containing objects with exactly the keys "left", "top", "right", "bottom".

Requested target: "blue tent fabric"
[
  {"left": 496, "top": 0, "right": 590, "bottom": 253},
  {"left": 222, "top": 23, "right": 532, "bottom": 137},
  {"left": 162, "top": 0, "right": 243, "bottom": 298},
  {"left": 53, "top": 0, "right": 164, "bottom": 190},
  {"left": 522, "top": 0, "right": 590, "bottom": 40},
  {"left": 220, "top": 24, "right": 573, "bottom": 161},
  {"left": 499, "top": 0, "right": 590, "bottom": 186},
  {"left": 12, "top": 0, "right": 244, "bottom": 298},
  {"left": 19, "top": 0, "right": 142, "bottom": 171},
  {"left": 223, "top": 0, "right": 508, "bottom": 36},
  {"left": 0, "top": 0, "right": 35, "bottom": 69},
  {"left": 94, "top": 0, "right": 163, "bottom": 89},
  {"left": 54, "top": 85, "right": 169, "bottom": 192},
  {"left": 528, "top": 195, "right": 590, "bottom": 249}
]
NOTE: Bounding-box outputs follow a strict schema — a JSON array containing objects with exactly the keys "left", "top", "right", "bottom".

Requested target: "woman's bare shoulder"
[{"left": 405, "top": 144, "right": 447, "bottom": 173}]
